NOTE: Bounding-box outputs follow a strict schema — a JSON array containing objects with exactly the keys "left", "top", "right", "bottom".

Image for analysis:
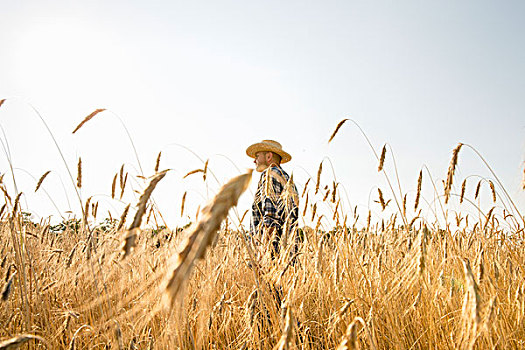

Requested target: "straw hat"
[{"left": 246, "top": 140, "right": 292, "bottom": 163}]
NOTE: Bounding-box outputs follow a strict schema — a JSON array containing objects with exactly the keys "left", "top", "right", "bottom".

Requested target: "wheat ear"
[
  {"left": 378, "top": 189, "right": 386, "bottom": 211},
  {"left": 183, "top": 169, "right": 204, "bottom": 179},
  {"left": 203, "top": 159, "right": 209, "bottom": 181},
  {"left": 336, "top": 320, "right": 358, "bottom": 350},
  {"left": 154, "top": 152, "right": 162, "bottom": 173},
  {"left": 117, "top": 204, "right": 131, "bottom": 231},
  {"left": 328, "top": 118, "right": 349, "bottom": 143},
  {"left": 180, "top": 192, "right": 187, "bottom": 217},
  {"left": 460, "top": 259, "right": 481, "bottom": 350},
  {"left": 378, "top": 144, "right": 386, "bottom": 171},
  {"left": 488, "top": 180, "right": 496, "bottom": 203},
  {"left": 163, "top": 170, "right": 252, "bottom": 308},
  {"left": 315, "top": 162, "right": 323, "bottom": 195},
  {"left": 460, "top": 178, "right": 467, "bottom": 204},
  {"left": 274, "top": 306, "right": 294, "bottom": 350},
  {"left": 121, "top": 170, "right": 168, "bottom": 259},
  {"left": 0, "top": 334, "right": 46, "bottom": 349},
  {"left": 301, "top": 178, "right": 310, "bottom": 197},
  {"left": 72, "top": 108, "right": 106, "bottom": 134},
  {"left": 35, "top": 171, "right": 51, "bottom": 192},
  {"left": 76, "top": 157, "right": 82, "bottom": 189},
  {"left": 444, "top": 143, "right": 463, "bottom": 203},
  {"left": 414, "top": 170, "right": 422, "bottom": 210}
]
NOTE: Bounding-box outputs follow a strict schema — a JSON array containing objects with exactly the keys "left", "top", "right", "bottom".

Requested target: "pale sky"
[{"left": 1, "top": 1, "right": 524, "bottom": 228}]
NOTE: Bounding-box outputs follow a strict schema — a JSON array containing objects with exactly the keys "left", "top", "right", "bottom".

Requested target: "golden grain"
[
  {"left": 121, "top": 170, "right": 168, "bottom": 259},
  {"left": 163, "top": 170, "right": 252, "bottom": 308},
  {"left": 378, "top": 144, "right": 386, "bottom": 172},
  {"left": 203, "top": 159, "right": 209, "bottom": 181},
  {"left": 460, "top": 178, "right": 467, "bottom": 204},
  {"left": 181, "top": 192, "right": 187, "bottom": 217},
  {"left": 154, "top": 152, "right": 162, "bottom": 173},
  {"left": 302, "top": 193, "right": 309, "bottom": 217},
  {"left": 328, "top": 119, "right": 349, "bottom": 143},
  {"left": 444, "top": 143, "right": 463, "bottom": 204},
  {"left": 315, "top": 162, "right": 323, "bottom": 195},
  {"left": 311, "top": 203, "right": 317, "bottom": 222},
  {"left": 183, "top": 169, "right": 204, "bottom": 179},
  {"left": 76, "top": 157, "right": 82, "bottom": 189},
  {"left": 474, "top": 180, "right": 482, "bottom": 199},
  {"left": 35, "top": 171, "right": 51, "bottom": 192},
  {"left": 72, "top": 109, "right": 106, "bottom": 134},
  {"left": 301, "top": 178, "right": 310, "bottom": 198},
  {"left": 111, "top": 173, "right": 117, "bottom": 199},
  {"left": 117, "top": 204, "right": 130, "bottom": 231},
  {"left": 0, "top": 334, "right": 46, "bottom": 349},
  {"left": 488, "top": 180, "right": 496, "bottom": 203},
  {"left": 377, "top": 188, "right": 386, "bottom": 211}
]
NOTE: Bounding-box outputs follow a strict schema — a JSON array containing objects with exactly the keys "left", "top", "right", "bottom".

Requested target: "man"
[{"left": 246, "top": 140, "right": 299, "bottom": 256}]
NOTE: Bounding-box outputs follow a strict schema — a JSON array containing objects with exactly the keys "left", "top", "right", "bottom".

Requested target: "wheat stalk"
[
  {"left": 121, "top": 170, "right": 169, "bottom": 259},
  {"left": 311, "top": 203, "right": 317, "bottom": 222},
  {"left": 12, "top": 192, "right": 22, "bottom": 217},
  {"left": 415, "top": 170, "right": 422, "bottom": 210},
  {"left": 120, "top": 173, "right": 128, "bottom": 200},
  {"left": 119, "top": 165, "right": 125, "bottom": 189},
  {"left": 154, "top": 152, "right": 162, "bottom": 173},
  {"left": 336, "top": 319, "right": 358, "bottom": 350},
  {"left": 203, "top": 159, "right": 209, "bottom": 181},
  {"left": 0, "top": 334, "right": 46, "bottom": 349},
  {"left": 328, "top": 119, "right": 349, "bottom": 143},
  {"left": 72, "top": 108, "right": 106, "bottom": 134},
  {"left": 488, "top": 180, "right": 496, "bottom": 203},
  {"left": 460, "top": 178, "right": 467, "bottom": 204},
  {"left": 323, "top": 189, "right": 330, "bottom": 202},
  {"left": 111, "top": 173, "right": 117, "bottom": 199},
  {"left": 460, "top": 259, "right": 481, "bottom": 350},
  {"left": 377, "top": 189, "right": 386, "bottom": 211},
  {"left": 34, "top": 171, "right": 51, "bottom": 192},
  {"left": 445, "top": 143, "right": 463, "bottom": 204},
  {"left": 183, "top": 169, "right": 204, "bottom": 179},
  {"left": 181, "top": 192, "right": 187, "bottom": 217},
  {"left": 402, "top": 194, "right": 407, "bottom": 217},
  {"left": 163, "top": 170, "right": 252, "bottom": 308},
  {"left": 274, "top": 306, "right": 294, "bottom": 350},
  {"left": 76, "top": 157, "right": 82, "bottom": 189},
  {"left": 315, "top": 162, "right": 323, "bottom": 194},
  {"left": 302, "top": 193, "right": 309, "bottom": 217},
  {"left": 474, "top": 180, "right": 482, "bottom": 199},
  {"left": 117, "top": 204, "right": 130, "bottom": 231},
  {"left": 378, "top": 144, "right": 386, "bottom": 172},
  {"left": 301, "top": 179, "right": 310, "bottom": 197},
  {"left": 65, "top": 245, "right": 77, "bottom": 268}
]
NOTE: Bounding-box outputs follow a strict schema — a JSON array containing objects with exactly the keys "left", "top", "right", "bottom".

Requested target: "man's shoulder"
[{"left": 269, "top": 165, "right": 289, "bottom": 177}]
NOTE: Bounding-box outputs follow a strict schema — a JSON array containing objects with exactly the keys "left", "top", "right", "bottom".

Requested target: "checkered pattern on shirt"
[{"left": 251, "top": 165, "right": 299, "bottom": 237}]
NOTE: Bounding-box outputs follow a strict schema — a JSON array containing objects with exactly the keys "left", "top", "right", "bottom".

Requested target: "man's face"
[{"left": 254, "top": 152, "right": 270, "bottom": 172}]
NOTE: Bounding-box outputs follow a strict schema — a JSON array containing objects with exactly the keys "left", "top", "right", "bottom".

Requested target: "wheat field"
[{"left": 0, "top": 112, "right": 524, "bottom": 349}]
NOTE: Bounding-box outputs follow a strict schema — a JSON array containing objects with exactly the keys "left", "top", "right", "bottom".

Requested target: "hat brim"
[{"left": 246, "top": 143, "right": 292, "bottom": 163}]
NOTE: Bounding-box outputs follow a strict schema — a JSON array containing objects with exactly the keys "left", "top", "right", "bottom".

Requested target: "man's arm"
[{"left": 261, "top": 170, "right": 285, "bottom": 230}]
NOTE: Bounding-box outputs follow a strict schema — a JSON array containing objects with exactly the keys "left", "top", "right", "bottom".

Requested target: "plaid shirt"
[{"left": 251, "top": 165, "right": 299, "bottom": 238}]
